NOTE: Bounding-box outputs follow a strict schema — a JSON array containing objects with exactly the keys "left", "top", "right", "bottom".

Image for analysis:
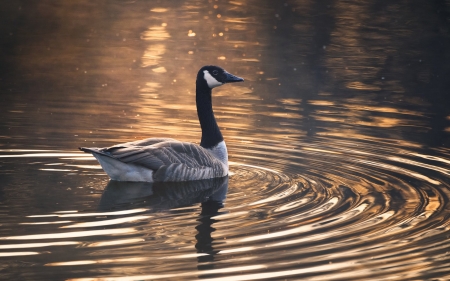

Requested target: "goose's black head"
[{"left": 197, "top": 65, "right": 244, "bottom": 89}]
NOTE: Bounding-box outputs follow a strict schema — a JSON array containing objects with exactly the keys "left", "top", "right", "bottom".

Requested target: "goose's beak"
[{"left": 223, "top": 72, "right": 244, "bottom": 83}]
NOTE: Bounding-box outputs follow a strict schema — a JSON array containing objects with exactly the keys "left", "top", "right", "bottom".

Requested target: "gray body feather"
[{"left": 80, "top": 138, "right": 228, "bottom": 182}]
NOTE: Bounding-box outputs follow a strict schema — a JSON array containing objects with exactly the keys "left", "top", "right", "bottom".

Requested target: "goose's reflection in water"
[
  {"left": 195, "top": 178, "right": 228, "bottom": 274},
  {"left": 98, "top": 177, "right": 229, "bottom": 275},
  {"left": 98, "top": 176, "right": 228, "bottom": 211}
]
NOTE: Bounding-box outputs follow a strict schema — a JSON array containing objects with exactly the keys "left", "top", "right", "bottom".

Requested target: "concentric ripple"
[{"left": 210, "top": 138, "right": 450, "bottom": 281}]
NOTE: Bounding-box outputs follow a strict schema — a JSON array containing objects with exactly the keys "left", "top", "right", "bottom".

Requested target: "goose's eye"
[{"left": 212, "top": 70, "right": 219, "bottom": 75}]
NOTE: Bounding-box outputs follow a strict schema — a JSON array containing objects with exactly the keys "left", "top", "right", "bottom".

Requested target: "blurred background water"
[{"left": 1, "top": 0, "right": 450, "bottom": 280}]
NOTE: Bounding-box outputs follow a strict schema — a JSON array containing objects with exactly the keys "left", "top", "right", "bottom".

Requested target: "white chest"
[{"left": 206, "top": 141, "right": 228, "bottom": 167}]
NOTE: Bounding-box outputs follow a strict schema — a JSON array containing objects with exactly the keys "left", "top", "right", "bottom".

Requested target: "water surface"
[{"left": 1, "top": 0, "right": 450, "bottom": 280}]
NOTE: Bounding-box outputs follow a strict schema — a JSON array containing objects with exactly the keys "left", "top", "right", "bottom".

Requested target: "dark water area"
[{"left": 1, "top": 0, "right": 450, "bottom": 280}]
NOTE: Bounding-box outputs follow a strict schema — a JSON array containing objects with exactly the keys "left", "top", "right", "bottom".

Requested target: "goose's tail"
[{"left": 79, "top": 147, "right": 114, "bottom": 159}]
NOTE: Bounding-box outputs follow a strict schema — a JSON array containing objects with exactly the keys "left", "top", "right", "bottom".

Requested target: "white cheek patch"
[{"left": 203, "top": 70, "right": 223, "bottom": 88}]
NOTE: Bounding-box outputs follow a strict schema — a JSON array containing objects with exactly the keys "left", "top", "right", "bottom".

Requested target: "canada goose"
[{"left": 80, "top": 65, "right": 244, "bottom": 182}]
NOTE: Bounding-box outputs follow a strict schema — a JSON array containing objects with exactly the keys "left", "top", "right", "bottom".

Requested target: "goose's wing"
[
  {"left": 80, "top": 140, "right": 227, "bottom": 181},
  {"left": 109, "top": 137, "right": 177, "bottom": 147}
]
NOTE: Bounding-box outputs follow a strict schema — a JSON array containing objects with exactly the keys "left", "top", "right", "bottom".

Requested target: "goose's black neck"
[{"left": 196, "top": 80, "right": 223, "bottom": 149}]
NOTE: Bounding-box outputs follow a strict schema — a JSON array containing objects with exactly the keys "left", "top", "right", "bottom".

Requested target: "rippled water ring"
[{"left": 219, "top": 158, "right": 450, "bottom": 280}]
